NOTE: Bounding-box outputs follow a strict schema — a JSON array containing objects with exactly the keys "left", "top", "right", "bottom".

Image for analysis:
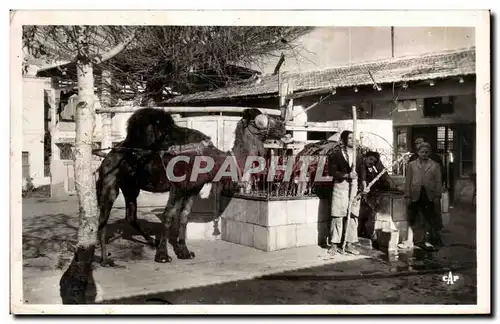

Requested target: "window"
[
  {"left": 436, "top": 126, "right": 455, "bottom": 186},
  {"left": 437, "top": 126, "right": 446, "bottom": 152},
  {"left": 448, "top": 128, "right": 454, "bottom": 153},
  {"left": 423, "top": 96, "right": 454, "bottom": 117},
  {"left": 459, "top": 125, "right": 475, "bottom": 177},
  {"left": 58, "top": 90, "right": 78, "bottom": 122},
  {"left": 58, "top": 143, "right": 74, "bottom": 160},
  {"left": 44, "top": 131, "right": 51, "bottom": 177},
  {"left": 436, "top": 126, "right": 454, "bottom": 154},
  {"left": 396, "top": 128, "right": 408, "bottom": 152},
  {"left": 396, "top": 100, "right": 417, "bottom": 112},
  {"left": 393, "top": 127, "right": 409, "bottom": 175}
]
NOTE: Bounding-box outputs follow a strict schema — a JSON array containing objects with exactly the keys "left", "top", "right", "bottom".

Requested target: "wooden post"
[
  {"left": 279, "top": 81, "right": 288, "bottom": 106},
  {"left": 286, "top": 79, "right": 294, "bottom": 122},
  {"left": 342, "top": 105, "right": 357, "bottom": 253},
  {"left": 47, "top": 86, "right": 59, "bottom": 160},
  {"left": 47, "top": 86, "right": 59, "bottom": 198}
]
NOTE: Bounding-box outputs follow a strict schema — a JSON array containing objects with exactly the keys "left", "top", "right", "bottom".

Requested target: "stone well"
[
  {"left": 374, "top": 190, "right": 409, "bottom": 242},
  {"left": 219, "top": 194, "right": 330, "bottom": 252}
]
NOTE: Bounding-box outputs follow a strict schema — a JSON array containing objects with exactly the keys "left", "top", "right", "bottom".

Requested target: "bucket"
[
  {"left": 441, "top": 191, "right": 450, "bottom": 227},
  {"left": 376, "top": 228, "right": 399, "bottom": 252},
  {"left": 441, "top": 191, "right": 449, "bottom": 213}
]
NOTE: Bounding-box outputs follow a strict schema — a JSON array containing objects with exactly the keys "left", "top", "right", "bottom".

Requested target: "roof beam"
[
  {"left": 287, "top": 87, "right": 336, "bottom": 100},
  {"left": 95, "top": 106, "right": 282, "bottom": 116}
]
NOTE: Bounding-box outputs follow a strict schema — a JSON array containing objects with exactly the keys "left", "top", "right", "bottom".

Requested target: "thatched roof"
[{"left": 163, "top": 47, "right": 475, "bottom": 104}]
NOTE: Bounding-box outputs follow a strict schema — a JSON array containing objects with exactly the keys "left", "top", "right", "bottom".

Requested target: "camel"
[{"left": 94, "top": 107, "right": 287, "bottom": 266}]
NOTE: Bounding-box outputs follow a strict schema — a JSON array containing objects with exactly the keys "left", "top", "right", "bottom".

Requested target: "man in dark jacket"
[
  {"left": 358, "top": 151, "right": 391, "bottom": 243},
  {"left": 327, "top": 130, "right": 366, "bottom": 255}
]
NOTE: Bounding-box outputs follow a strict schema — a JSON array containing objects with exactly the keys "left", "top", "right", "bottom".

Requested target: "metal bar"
[
  {"left": 285, "top": 125, "right": 339, "bottom": 132},
  {"left": 342, "top": 105, "right": 357, "bottom": 253},
  {"left": 368, "top": 71, "right": 382, "bottom": 91},
  {"left": 445, "top": 126, "right": 450, "bottom": 188},
  {"left": 96, "top": 106, "right": 282, "bottom": 116}
]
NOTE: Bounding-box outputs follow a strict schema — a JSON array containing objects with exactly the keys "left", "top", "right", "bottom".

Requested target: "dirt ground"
[
  {"left": 105, "top": 268, "right": 476, "bottom": 305},
  {"left": 22, "top": 195, "right": 479, "bottom": 306}
]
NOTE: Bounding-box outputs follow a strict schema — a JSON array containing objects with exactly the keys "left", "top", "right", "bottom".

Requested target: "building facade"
[
  {"left": 22, "top": 76, "right": 54, "bottom": 188},
  {"left": 163, "top": 27, "right": 476, "bottom": 205}
]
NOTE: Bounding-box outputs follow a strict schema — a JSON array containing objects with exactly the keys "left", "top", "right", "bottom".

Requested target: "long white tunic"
[{"left": 330, "top": 147, "right": 360, "bottom": 217}]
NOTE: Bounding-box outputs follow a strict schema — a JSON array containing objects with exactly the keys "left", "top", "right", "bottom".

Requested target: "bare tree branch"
[
  {"left": 105, "top": 26, "right": 313, "bottom": 102},
  {"left": 25, "top": 26, "right": 137, "bottom": 74},
  {"left": 25, "top": 26, "right": 313, "bottom": 104},
  {"left": 92, "top": 31, "right": 136, "bottom": 65}
]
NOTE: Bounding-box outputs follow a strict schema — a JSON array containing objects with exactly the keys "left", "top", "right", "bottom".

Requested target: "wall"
[
  {"left": 22, "top": 77, "right": 51, "bottom": 185},
  {"left": 390, "top": 95, "right": 476, "bottom": 126},
  {"left": 299, "top": 78, "right": 476, "bottom": 126},
  {"left": 111, "top": 111, "right": 134, "bottom": 138},
  {"left": 251, "top": 27, "right": 475, "bottom": 75},
  {"left": 292, "top": 79, "right": 477, "bottom": 192}
]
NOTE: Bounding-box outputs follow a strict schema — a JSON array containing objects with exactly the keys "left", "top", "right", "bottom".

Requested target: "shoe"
[
  {"left": 423, "top": 242, "right": 438, "bottom": 252},
  {"left": 327, "top": 246, "right": 340, "bottom": 255},
  {"left": 398, "top": 241, "right": 414, "bottom": 250},
  {"left": 344, "top": 243, "right": 361, "bottom": 255},
  {"left": 433, "top": 234, "right": 444, "bottom": 247}
]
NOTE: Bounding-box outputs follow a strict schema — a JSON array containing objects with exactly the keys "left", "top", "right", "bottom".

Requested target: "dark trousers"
[
  {"left": 358, "top": 200, "right": 376, "bottom": 240},
  {"left": 408, "top": 187, "right": 443, "bottom": 246}
]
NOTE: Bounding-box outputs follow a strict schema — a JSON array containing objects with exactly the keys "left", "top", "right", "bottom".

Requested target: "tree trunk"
[
  {"left": 59, "top": 61, "right": 99, "bottom": 304},
  {"left": 74, "top": 61, "right": 99, "bottom": 249}
]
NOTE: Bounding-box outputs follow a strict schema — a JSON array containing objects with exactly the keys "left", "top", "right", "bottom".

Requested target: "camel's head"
[{"left": 240, "top": 108, "right": 287, "bottom": 141}]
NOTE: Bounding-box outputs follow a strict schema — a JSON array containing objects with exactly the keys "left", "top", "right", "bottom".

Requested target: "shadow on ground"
[
  {"left": 22, "top": 185, "right": 51, "bottom": 199},
  {"left": 99, "top": 203, "right": 477, "bottom": 305},
  {"left": 101, "top": 254, "right": 477, "bottom": 305},
  {"left": 22, "top": 199, "right": 167, "bottom": 270}
]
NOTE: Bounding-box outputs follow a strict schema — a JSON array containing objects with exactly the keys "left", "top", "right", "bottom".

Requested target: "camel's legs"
[
  {"left": 168, "top": 210, "right": 181, "bottom": 246},
  {"left": 173, "top": 193, "right": 196, "bottom": 259},
  {"left": 121, "top": 185, "right": 156, "bottom": 246},
  {"left": 155, "top": 188, "right": 183, "bottom": 263},
  {"left": 97, "top": 174, "right": 120, "bottom": 267}
]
